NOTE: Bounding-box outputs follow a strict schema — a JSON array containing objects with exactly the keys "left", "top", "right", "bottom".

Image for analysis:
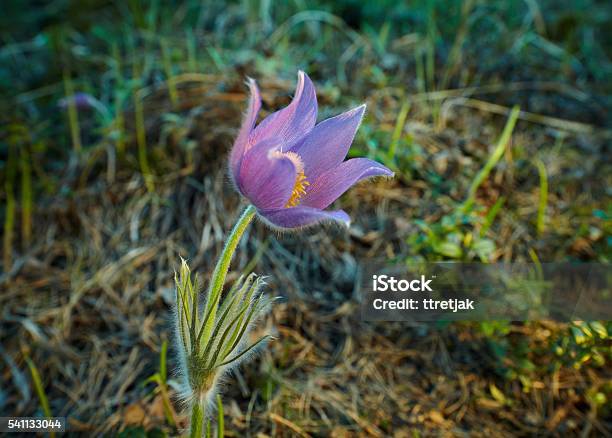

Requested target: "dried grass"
[{"left": 1, "top": 75, "right": 609, "bottom": 437}]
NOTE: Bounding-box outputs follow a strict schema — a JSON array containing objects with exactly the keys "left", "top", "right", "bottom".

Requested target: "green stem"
[
  {"left": 190, "top": 399, "right": 204, "bottom": 438},
  {"left": 134, "top": 88, "right": 155, "bottom": 193},
  {"left": 188, "top": 205, "right": 256, "bottom": 437},
  {"left": 3, "top": 143, "right": 16, "bottom": 272},
  {"left": 201, "top": 205, "right": 256, "bottom": 344}
]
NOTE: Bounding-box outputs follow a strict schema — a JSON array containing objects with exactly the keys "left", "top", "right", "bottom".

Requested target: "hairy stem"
[
  {"left": 190, "top": 398, "right": 204, "bottom": 438},
  {"left": 201, "top": 205, "right": 256, "bottom": 344}
]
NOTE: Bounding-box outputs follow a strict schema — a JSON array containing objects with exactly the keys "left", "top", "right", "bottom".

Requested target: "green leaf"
[
  {"left": 434, "top": 241, "right": 462, "bottom": 258},
  {"left": 219, "top": 335, "right": 272, "bottom": 367},
  {"left": 196, "top": 278, "right": 246, "bottom": 356}
]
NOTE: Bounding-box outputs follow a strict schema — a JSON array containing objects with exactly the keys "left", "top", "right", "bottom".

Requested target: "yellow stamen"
[
  {"left": 285, "top": 171, "right": 310, "bottom": 208},
  {"left": 269, "top": 149, "right": 310, "bottom": 208}
]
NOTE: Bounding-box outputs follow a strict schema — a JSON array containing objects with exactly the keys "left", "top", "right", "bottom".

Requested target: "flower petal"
[
  {"left": 237, "top": 139, "right": 297, "bottom": 210},
  {"left": 300, "top": 158, "right": 394, "bottom": 209},
  {"left": 258, "top": 206, "right": 350, "bottom": 229},
  {"left": 249, "top": 71, "right": 317, "bottom": 149},
  {"left": 230, "top": 78, "right": 262, "bottom": 182},
  {"left": 290, "top": 104, "right": 366, "bottom": 181}
]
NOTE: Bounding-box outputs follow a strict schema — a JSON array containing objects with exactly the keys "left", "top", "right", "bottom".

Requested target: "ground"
[{"left": 0, "top": 1, "right": 610, "bottom": 436}]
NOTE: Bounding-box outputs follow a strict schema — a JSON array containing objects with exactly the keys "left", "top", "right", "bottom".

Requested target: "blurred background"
[{"left": 1, "top": 0, "right": 610, "bottom": 436}]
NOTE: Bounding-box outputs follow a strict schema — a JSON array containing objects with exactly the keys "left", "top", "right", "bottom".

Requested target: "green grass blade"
[
  {"left": 186, "top": 28, "right": 198, "bottom": 72},
  {"left": 150, "top": 373, "right": 176, "bottom": 428},
  {"left": 134, "top": 88, "right": 155, "bottom": 193},
  {"left": 480, "top": 196, "right": 505, "bottom": 237},
  {"left": 415, "top": 48, "right": 426, "bottom": 94},
  {"left": 25, "top": 356, "right": 55, "bottom": 437},
  {"left": 25, "top": 356, "right": 51, "bottom": 416},
  {"left": 535, "top": 159, "right": 548, "bottom": 238},
  {"left": 158, "top": 341, "right": 176, "bottom": 427},
  {"left": 387, "top": 99, "right": 410, "bottom": 162},
  {"left": 62, "top": 69, "right": 82, "bottom": 153},
  {"left": 3, "top": 141, "right": 17, "bottom": 272},
  {"left": 20, "top": 146, "right": 32, "bottom": 247},
  {"left": 463, "top": 106, "right": 520, "bottom": 212},
  {"left": 161, "top": 38, "right": 179, "bottom": 108},
  {"left": 439, "top": 0, "right": 475, "bottom": 90},
  {"left": 216, "top": 394, "right": 224, "bottom": 438},
  {"left": 111, "top": 43, "right": 126, "bottom": 159}
]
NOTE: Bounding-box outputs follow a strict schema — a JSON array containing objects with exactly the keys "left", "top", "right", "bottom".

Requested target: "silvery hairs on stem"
[{"left": 173, "top": 258, "right": 274, "bottom": 419}]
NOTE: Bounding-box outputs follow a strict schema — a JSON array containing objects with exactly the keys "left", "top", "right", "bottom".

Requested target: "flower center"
[
  {"left": 269, "top": 149, "right": 310, "bottom": 208},
  {"left": 285, "top": 171, "right": 310, "bottom": 208}
]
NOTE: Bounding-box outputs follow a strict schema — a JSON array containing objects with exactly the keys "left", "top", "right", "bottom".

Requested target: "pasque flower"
[
  {"left": 58, "top": 92, "right": 96, "bottom": 110},
  {"left": 230, "top": 71, "right": 394, "bottom": 229},
  {"left": 177, "top": 72, "right": 393, "bottom": 436}
]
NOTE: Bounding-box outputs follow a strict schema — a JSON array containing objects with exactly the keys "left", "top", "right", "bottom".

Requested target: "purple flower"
[
  {"left": 230, "top": 71, "right": 394, "bottom": 229},
  {"left": 58, "top": 92, "right": 96, "bottom": 110}
]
